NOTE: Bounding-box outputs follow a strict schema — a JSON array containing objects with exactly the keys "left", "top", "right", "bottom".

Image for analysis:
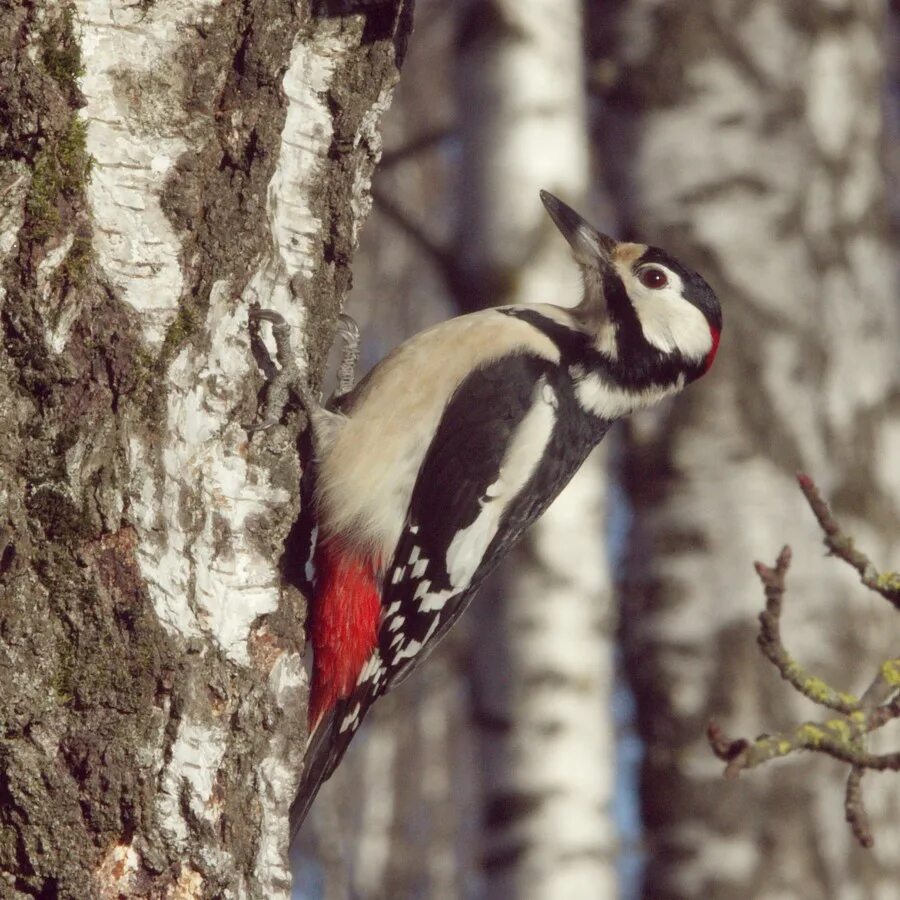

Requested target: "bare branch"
[
  {"left": 380, "top": 126, "right": 455, "bottom": 169},
  {"left": 846, "top": 767, "right": 874, "bottom": 849},
  {"left": 709, "top": 712, "right": 900, "bottom": 777},
  {"left": 797, "top": 472, "right": 900, "bottom": 610},
  {"left": 709, "top": 474, "right": 900, "bottom": 848},
  {"left": 754, "top": 546, "right": 859, "bottom": 715},
  {"left": 860, "top": 660, "right": 900, "bottom": 712}
]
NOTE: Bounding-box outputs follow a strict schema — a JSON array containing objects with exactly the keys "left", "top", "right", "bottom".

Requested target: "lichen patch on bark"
[{"left": 3, "top": 0, "right": 413, "bottom": 895}]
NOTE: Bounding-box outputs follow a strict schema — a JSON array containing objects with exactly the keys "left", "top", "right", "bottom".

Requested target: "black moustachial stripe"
[{"left": 497, "top": 306, "right": 694, "bottom": 394}]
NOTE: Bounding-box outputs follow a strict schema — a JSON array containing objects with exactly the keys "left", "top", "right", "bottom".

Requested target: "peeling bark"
[
  {"left": 592, "top": 0, "right": 900, "bottom": 896},
  {"left": 0, "top": 0, "right": 412, "bottom": 896}
]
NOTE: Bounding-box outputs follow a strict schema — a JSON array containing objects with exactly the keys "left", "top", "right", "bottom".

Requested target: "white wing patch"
[
  {"left": 445, "top": 377, "right": 558, "bottom": 591},
  {"left": 393, "top": 638, "right": 422, "bottom": 662},
  {"left": 417, "top": 587, "right": 452, "bottom": 614},
  {"left": 316, "top": 310, "right": 561, "bottom": 563}
]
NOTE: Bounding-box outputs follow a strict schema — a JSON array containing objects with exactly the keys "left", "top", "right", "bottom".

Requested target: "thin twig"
[
  {"left": 709, "top": 714, "right": 900, "bottom": 777},
  {"left": 380, "top": 126, "right": 455, "bottom": 169},
  {"left": 845, "top": 767, "right": 874, "bottom": 848},
  {"left": 859, "top": 660, "right": 900, "bottom": 712},
  {"left": 754, "top": 546, "right": 859, "bottom": 715},
  {"left": 708, "top": 473, "right": 900, "bottom": 848},
  {"left": 797, "top": 472, "right": 900, "bottom": 610}
]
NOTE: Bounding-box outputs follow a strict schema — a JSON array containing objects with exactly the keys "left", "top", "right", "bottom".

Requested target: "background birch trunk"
[
  {"left": 591, "top": 1, "right": 900, "bottom": 896},
  {"left": 0, "top": 1, "right": 412, "bottom": 896},
  {"left": 457, "top": 2, "right": 618, "bottom": 897}
]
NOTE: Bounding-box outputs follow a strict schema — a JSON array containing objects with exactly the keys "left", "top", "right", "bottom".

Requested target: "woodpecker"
[{"left": 252, "top": 191, "right": 722, "bottom": 839}]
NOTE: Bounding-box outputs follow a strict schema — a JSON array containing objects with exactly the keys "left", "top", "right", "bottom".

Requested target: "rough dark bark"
[{"left": 0, "top": 1, "right": 413, "bottom": 896}]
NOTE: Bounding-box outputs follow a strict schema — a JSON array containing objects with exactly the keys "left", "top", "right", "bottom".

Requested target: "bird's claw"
[{"left": 246, "top": 305, "right": 301, "bottom": 433}]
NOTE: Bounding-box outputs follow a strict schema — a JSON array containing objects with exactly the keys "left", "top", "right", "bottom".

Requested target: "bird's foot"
[
  {"left": 247, "top": 304, "right": 304, "bottom": 432},
  {"left": 332, "top": 313, "right": 360, "bottom": 401}
]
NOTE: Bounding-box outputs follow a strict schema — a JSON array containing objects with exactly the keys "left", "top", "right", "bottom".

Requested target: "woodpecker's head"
[{"left": 540, "top": 190, "right": 722, "bottom": 383}]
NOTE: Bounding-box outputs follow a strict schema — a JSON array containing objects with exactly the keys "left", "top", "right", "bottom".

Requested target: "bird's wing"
[
  {"left": 291, "top": 351, "right": 608, "bottom": 839},
  {"left": 376, "top": 354, "right": 556, "bottom": 686}
]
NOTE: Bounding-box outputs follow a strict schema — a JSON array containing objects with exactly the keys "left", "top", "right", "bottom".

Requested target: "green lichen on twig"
[
  {"left": 755, "top": 546, "right": 860, "bottom": 715},
  {"left": 876, "top": 571, "right": 900, "bottom": 597},
  {"left": 797, "top": 472, "right": 900, "bottom": 610},
  {"left": 709, "top": 473, "right": 900, "bottom": 849}
]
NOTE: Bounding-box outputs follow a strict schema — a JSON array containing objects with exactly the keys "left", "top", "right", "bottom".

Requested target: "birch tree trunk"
[
  {"left": 457, "top": 3, "right": 618, "bottom": 896},
  {"left": 0, "top": 1, "right": 412, "bottom": 896},
  {"left": 592, "top": 1, "right": 900, "bottom": 896}
]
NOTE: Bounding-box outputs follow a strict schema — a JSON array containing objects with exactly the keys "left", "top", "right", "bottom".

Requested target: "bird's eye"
[{"left": 638, "top": 267, "right": 668, "bottom": 289}]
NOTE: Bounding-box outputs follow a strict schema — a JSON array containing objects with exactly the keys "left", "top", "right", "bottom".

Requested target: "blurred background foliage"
[{"left": 293, "top": 1, "right": 900, "bottom": 897}]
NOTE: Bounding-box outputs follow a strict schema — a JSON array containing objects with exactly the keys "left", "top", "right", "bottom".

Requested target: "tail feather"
[
  {"left": 291, "top": 539, "right": 382, "bottom": 842},
  {"left": 289, "top": 708, "right": 341, "bottom": 842},
  {"left": 290, "top": 679, "right": 382, "bottom": 842}
]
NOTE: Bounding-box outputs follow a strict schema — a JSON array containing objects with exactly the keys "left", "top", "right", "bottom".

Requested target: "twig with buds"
[{"left": 708, "top": 473, "right": 900, "bottom": 848}]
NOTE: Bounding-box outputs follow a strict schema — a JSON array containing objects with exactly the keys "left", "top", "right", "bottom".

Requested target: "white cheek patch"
[{"left": 615, "top": 264, "right": 713, "bottom": 362}]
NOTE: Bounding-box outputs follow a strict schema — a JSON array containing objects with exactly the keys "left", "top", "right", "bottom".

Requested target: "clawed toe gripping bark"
[
  {"left": 247, "top": 305, "right": 360, "bottom": 439},
  {"left": 247, "top": 305, "right": 304, "bottom": 432},
  {"left": 334, "top": 313, "right": 360, "bottom": 399}
]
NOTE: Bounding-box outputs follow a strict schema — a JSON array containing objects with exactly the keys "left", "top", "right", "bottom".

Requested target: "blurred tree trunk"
[
  {"left": 591, "top": 1, "right": 900, "bottom": 897},
  {"left": 457, "top": 2, "right": 618, "bottom": 897},
  {"left": 0, "top": 1, "right": 411, "bottom": 896}
]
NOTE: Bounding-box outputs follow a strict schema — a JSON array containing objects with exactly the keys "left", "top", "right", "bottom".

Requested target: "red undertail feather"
[{"left": 307, "top": 538, "right": 381, "bottom": 733}]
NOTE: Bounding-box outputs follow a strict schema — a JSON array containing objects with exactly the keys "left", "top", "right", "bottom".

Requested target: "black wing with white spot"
[
  {"left": 378, "top": 350, "right": 606, "bottom": 690},
  {"left": 302, "top": 351, "right": 609, "bottom": 799},
  {"left": 306, "top": 354, "right": 553, "bottom": 768},
  {"left": 378, "top": 353, "right": 555, "bottom": 682}
]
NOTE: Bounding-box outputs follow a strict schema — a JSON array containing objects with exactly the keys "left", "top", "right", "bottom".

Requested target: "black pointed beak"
[{"left": 540, "top": 190, "right": 616, "bottom": 264}]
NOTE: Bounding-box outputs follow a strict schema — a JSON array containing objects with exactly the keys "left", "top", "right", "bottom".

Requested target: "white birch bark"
[
  {"left": 593, "top": 0, "right": 900, "bottom": 896},
  {"left": 457, "top": 2, "right": 617, "bottom": 897},
  {"left": 0, "top": 1, "right": 411, "bottom": 895}
]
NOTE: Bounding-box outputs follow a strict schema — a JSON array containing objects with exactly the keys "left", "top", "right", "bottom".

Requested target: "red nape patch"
[
  {"left": 702, "top": 326, "right": 721, "bottom": 374},
  {"left": 307, "top": 539, "right": 381, "bottom": 732}
]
